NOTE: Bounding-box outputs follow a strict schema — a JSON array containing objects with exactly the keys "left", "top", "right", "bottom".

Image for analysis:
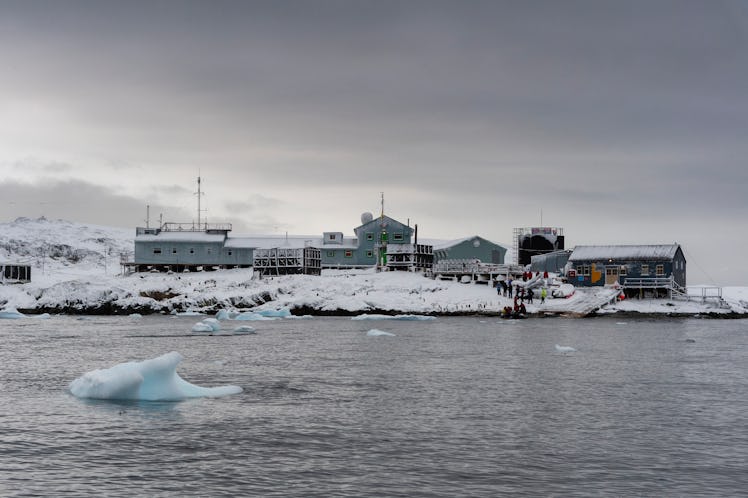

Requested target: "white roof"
[
  {"left": 225, "top": 235, "right": 319, "bottom": 249},
  {"left": 569, "top": 244, "right": 681, "bottom": 262},
  {"left": 421, "top": 236, "right": 508, "bottom": 251},
  {"left": 135, "top": 232, "right": 226, "bottom": 243}
]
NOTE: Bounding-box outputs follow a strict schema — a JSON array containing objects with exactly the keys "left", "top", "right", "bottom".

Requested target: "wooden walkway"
[{"left": 537, "top": 287, "right": 621, "bottom": 317}]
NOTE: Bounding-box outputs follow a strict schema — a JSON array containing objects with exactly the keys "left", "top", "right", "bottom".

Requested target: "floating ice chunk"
[
  {"left": 215, "top": 309, "right": 231, "bottom": 321},
  {"left": 202, "top": 318, "right": 221, "bottom": 331},
  {"left": 129, "top": 313, "right": 143, "bottom": 319},
  {"left": 191, "top": 322, "right": 214, "bottom": 333},
  {"left": 0, "top": 307, "right": 25, "bottom": 319},
  {"left": 286, "top": 315, "right": 313, "bottom": 320},
  {"left": 555, "top": 344, "right": 576, "bottom": 353},
  {"left": 352, "top": 314, "right": 435, "bottom": 321},
  {"left": 36, "top": 313, "right": 51, "bottom": 319},
  {"left": 367, "top": 329, "right": 396, "bottom": 337},
  {"left": 256, "top": 308, "right": 291, "bottom": 318},
  {"left": 234, "top": 312, "right": 275, "bottom": 321},
  {"left": 233, "top": 325, "right": 257, "bottom": 334},
  {"left": 177, "top": 310, "right": 205, "bottom": 316},
  {"left": 69, "top": 351, "right": 242, "bottom": 401}
]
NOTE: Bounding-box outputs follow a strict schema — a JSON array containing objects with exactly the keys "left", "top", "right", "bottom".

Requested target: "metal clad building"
[
  {"left": 568, "top": 244, "right": 686, "bottom": 287},
  {"left": 431, "top": 236, "right": 507, "bottom": 264}
]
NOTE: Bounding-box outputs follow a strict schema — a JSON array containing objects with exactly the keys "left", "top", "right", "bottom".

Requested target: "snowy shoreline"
[{"left": 2, "top": 218, "right": 748, "bottom": 319}]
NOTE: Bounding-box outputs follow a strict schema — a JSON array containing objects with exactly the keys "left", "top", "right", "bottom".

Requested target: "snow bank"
[{"left": 69, "top": 352, "right": 242, "bottom": 401}]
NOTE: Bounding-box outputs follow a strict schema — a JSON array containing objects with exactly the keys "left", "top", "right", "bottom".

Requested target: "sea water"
[{"left": 2, "top": 314, "right": 748, "bottom": 496}]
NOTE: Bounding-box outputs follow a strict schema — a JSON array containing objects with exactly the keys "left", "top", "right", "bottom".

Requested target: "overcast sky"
[{"left": 1, "top": 0, "right": 746, "bottom": 284}]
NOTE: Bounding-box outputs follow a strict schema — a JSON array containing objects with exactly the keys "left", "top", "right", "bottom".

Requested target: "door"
[{"left": 605, "top": 266, "right": 619, "bottom": 285}]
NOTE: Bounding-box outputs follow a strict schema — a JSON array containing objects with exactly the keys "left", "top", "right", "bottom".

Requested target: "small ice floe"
[
  {"left": 233, "top": 325, "right": 257, "bottom": 334},
  {"left": 215, "top": 309, "right": 231, "bottom": 321},
  {"left": 555, "top": 344, "right": 576, "bottom": 353},
  {"left": 367, "top": 329, "right": 396, "bottom": 337},
  {"left": 129, "top": 313, "right": 143, "bottom": 319},
  {"left": 69, "top": 351, "right": 243, "bottom": 401},
  {"left": 616, "top": 322, "right": 627, "bottom": 325},
  {"left": 685, "top": 338, "right": 696, "bottom": 343},
  {"left": 285, "top": 315, "right": 313, "bottom": 320},
  {"left": 0, "top": 307, "right": 26, "bottom": 319},
  {"left": 352, "top": 314, "right": 435, "bottom": 321},
  {"left": 177, "top": 310, "right": 205, "bottom": 316},
  {"left": 256, "top": 308, "right": 291, "bottom": 318},
  {"left": 234, "top": 312, "right": 275, "bottom": 321},
  {"left": 191, "top": 322, "right": 214, "bottom": 333},
  {"left": 36, "top": 313, "right": 51, "bottom": 319}
]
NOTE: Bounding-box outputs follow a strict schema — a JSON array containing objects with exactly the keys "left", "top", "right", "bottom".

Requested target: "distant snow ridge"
[
  {"left": 352, "top": 314, "right": 435, "bottom": 321},
  {"left": 69, "top": 351, "right": 243, "bottom": 401}
]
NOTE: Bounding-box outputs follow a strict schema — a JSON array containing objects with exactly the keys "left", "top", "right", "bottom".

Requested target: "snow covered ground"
[{"left": 1, "top": 217, "right": 747, "bottom": 317}]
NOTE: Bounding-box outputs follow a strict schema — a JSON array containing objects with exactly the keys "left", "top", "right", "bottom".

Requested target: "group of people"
[{"left": 496, "top": 273, "right": 550, "bottom": 314}]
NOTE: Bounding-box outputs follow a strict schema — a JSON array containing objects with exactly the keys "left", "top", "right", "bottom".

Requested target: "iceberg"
[
  {"left": 0, "top": 307, "right": 25, "bottom": 319},
  {"left": 352, "top": 314, "right": 435, "bottom": 321},
  {"left": 555, "top": 344, "right": 576, "bottom": 353},
  {"left": 256, "top": 308, "right": 291, "bottom": 318},
  {"left": 215, "top": 309, "right": 231, "bottom": 321},
  {"left": 191, "top": 322, "right": 214, "bottom": 332},
  {"left": 367, "top": 329, "right": 396, "bottom": 337},
  {"left": 233, "top": 325, "right": 257, "bottom": 334},
  {"left": 69, "top": 351, "right": 243, "bottom": 401},
  {"left": 234, "top": 312, "right": 275, "bottom": 321}
]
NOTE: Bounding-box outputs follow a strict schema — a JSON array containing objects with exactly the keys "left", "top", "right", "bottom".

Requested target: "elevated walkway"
[{"left": 539, "top": 287, "right": 621, "bottom": 317}]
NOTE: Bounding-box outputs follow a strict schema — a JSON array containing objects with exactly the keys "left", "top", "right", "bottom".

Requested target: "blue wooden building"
[{"left": 567, "top": 244, "right": 686, "bottom": 290}]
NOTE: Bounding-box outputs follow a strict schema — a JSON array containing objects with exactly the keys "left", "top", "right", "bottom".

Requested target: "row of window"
[
  {"left": 364, "top": 232, "right": 404, "bottom": 242},
  {"left": 576, "top": 264, "right": 665, "bottom": 276},
  {"left": 153, "top": 248, "right": 234, "bottom": 256},
  {"left": 325, "top": 250, "right": 375, "bottom": 258}
]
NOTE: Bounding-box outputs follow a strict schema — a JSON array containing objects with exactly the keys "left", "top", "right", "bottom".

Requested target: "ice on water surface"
[
  {"left": 367, "top": 329, "right": 396, "bottom": 337},
  {"left": 352, "top": 314, "right": 435, "bottom": 321},
  {"left": 69, "top": 351, "right": 242, "bottom": 401},
  {"left": 0, "top": 307, "right": 26, "bottom": 319},
  {"left": 555, "top": 344, "right": 576, "bottom": 353}
]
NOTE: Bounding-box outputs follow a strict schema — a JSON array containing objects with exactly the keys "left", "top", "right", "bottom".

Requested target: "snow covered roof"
[
  {"left": 422, "top": 236, "right": 508, "bottom": 251},
  {"left": 135, "top": 232, "right": 227, "bottom": 243},
  {"left": 569, "top": 244, "right": 681, "bottom": 262},
  {"left": 225, "top": 236, "right": 321, "bottom": 250}
]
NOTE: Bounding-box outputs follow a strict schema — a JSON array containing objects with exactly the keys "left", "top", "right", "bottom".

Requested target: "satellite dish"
[{"left": 361, "top": 212, "right": 374, "bottom": 224}]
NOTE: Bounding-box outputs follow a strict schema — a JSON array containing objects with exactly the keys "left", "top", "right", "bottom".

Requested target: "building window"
[
  {"left": 207, "top": 248, "right": 212, "bottom": 255},
  {"left": 620, "top": 265, "right": 627, "bottom": 276},
  {"left": 366, "top": 232, "right": 373, "bottom": 241},
  {"left": 228, "top": 251, "right": 233, "bottom": 256},
  {"left": 576, "top": 266, "right": 583, "bottom": 275},
  {"left": 326, "top": 251, "right": 335, "bottom": 257},
  {"left": 366, "top": 251, "right": 373, "bottom": 258},
  {"left": 189, "top": 248, "right": 195, "bottom": 254},
  {"left": 344, "top": 250, "right": 353, "bottom": 258},
  {"left": 656, "top": 264, "right": 664, "bottom": 276},
  {"left": 153, "top": 248, "right": 162, "bottom": 254},
  {"left": 583, "top": 265, "right": 590, "bottom": 276},
  {"left": 172, "top": 248, "right": 177, "bottom": 254},
  {"left": 328, "top": 234, "right": 336, "bottom": 241},
  {"left": 641, "top": 264, "right": 649, "bottom": 275},
  {"left": 393, "top": 232, "right": 403, "bottom": 241}
]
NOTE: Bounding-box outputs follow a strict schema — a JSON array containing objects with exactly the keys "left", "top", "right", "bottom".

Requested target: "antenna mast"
[{"left": 195, "top": 175, "right": 205, "bottom": 229}]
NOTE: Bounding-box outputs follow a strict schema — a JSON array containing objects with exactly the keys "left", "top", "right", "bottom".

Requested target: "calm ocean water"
[{"left": 1, "top": 314, "right": 748, "bottom": 497}]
